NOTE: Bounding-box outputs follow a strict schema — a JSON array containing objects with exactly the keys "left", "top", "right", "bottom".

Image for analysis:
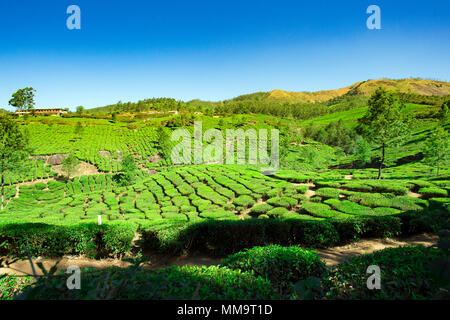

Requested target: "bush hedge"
[
  {"left": 325, "top": 245, "right": 446, "bottom": 299},
  {"left": 0, "top": 222, "right": 136, "bottom": 258},
  {"left": 16, "top": 265, "right": 277, "bottom": 300},
  {"left": 221, "top": 245, "right": 327, "bottom": 294}
]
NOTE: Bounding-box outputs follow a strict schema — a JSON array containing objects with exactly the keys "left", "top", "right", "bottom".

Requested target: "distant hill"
[
  {"left": 231, "top": 78, "right": 450, "bottom": 104},
  {"left": 88, "top": 78, "right": 449, "bottom": 114}
]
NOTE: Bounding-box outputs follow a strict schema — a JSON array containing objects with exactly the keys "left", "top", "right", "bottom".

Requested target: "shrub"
[
  {"left": 325, "top": 245, "right": 445, "bottom": 299},
  {"left": 222, "top": 245, "right": 327, "bottom": 295},
  {"left": 250, "top": 203, "right": 274, "bottom": 217},
  {"left": 0, "top": 274, "right": 34, "bottom": 300},
  {"left": 345, "top": 183, "right": 373, "bottom": 193},
  {"left": 233, "top": 195, "right": 255, "bottom": 208},
  {"left": 315, "top": 188, "right": 340, "bottom": 199},
  {"left": 300, "top": 201, "right": 336, "bottom": 218},
  {"left": 17, "top": 265, "right": 276, "bottom": 300},
  {"left": 0, "top": 222, "right": 136, "bottom": 258},
  {"left": 267, "top": 207, "right": 289, "bottom": 218},
  {"left": 267, "top": 196, "right": 297, "bottom": 208},
  {"left": 418, "top": 187, "right": 448, "bottom": 199},
  {"left": 324, "top": 199, "right": 373, "bottom": 215}
]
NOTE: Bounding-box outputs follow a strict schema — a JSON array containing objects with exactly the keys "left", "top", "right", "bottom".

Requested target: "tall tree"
[
  {"left": 8, "top": 87, "right": 36, "bottom": 111},
  {"left": 423, "top": 126, "right": 449, "bottom": 176},
  {"left": 437, "top": 100, "right": 449, "bottom": 124},
  {"left": 76, "top": 106, "right": 85, "bottom": 115},
  {"left": 0, "top": 115, "right": 30, "bottom": 210},
  {"left": 357, "top": 87, "right": 410, "bottom": 179},
  {"left": 117, "top": 155, "right": 138, "bottom": 186}
]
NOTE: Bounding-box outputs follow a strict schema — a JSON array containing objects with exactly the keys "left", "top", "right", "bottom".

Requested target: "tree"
[
  {"left": 0, "top": 115, "right": 30, "bottom": 210},
  {"left": 423, "top": 126, "right": 449, "bottom": 176},
  {"left": 352, "top": 135, "right": 372, "bottom": 167},
  {"left": 76, "top": 106, "right": 85, "bottom": 115},
  {"left": 62, "top": 153, "right": 80, "bottom": 179},
  {"left": 117, "top": 155, "right": 138, "bottom": 186},
  {"left": 357, "top": 87, "right": 410, "bottom": 179},
  {"left": 8, "top": 87, "right": 36, "bottom": 111},
  {"left": 437, "top": 100, "right": 449, "bottom": 124},
  {"left": 156, "top": 126, "right": 172, "bottom": 163}
]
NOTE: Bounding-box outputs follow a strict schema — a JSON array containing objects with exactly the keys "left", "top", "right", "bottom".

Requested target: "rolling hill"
[{"left": 239, "top": 78, "right": 450, "bottom": 104}]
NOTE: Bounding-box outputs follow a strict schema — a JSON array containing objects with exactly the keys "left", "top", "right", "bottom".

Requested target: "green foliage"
[
  {"left": 221, "top": 245, "right": 327, "bottom": 295},
  {"left": 233, "top": 195, "right": 255, "bottom": 208},
  {"left": 266, "top": 207, "right": 289, "bottom": 218},
  {"left": 357, "top": 87, "right": 410, "bottom": 178},
  {"left": 116, "top": 155, "right": 138, "bottom": 186},
  {"left": 315, "top": 188, "right": 340, "bottom": 199},
  {"left": 303, "top": 120, "right": 356, "bottom": 153},
  {"left": 250, "top": 203, "right": 274, "bottom": 217},
  {"left": 8, "top": 87, "right": 35, "bottom": 111},
  {"left": 0, "top": 115, "right": 30, "bottom": 210},
  {"left": 326, "top": 245, "right": 446, "bottom": 299},
  {"left": 17, "top": 265, "right": 276, "bottom": 300},
  {"left": 266, "top": 196, "right": 297, "bottom": 208},
  {"left": 423, "top": 126, "right": 449, "bottom": 176},
  {"left": 0, "top": 274, "right": 33, "bottom": 300},
  {"left": 0, "top": 222, "right": 136, "bottom": 258},
  {"left": 61, "top": 153, "right": 80, "bottom": 179},
  {"left": 419, "top": 187, "right": 448, "bottom": 199}
]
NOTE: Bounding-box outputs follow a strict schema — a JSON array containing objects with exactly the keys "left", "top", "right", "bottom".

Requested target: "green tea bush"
[
  {"left": 324, "top": 199, "right": 373, "bottom": 215},
  {"left": 300, "top": 201, "right": 336, "bottom": 218},
  {"left": 315, "top": 188, "right": 340, "bottom": 199},
  {"left": 250, "top": 203, "right": 274, "bottom": 217},
  {"left": 222, "top": 245, "right": 327, "bottom": 294},
  {"left": 233, "top": 195, "right": 255, "bottom": 208},
  {"left": 0, "top": 222, "right": 136, "bottom": 258},
  {"left": 267, "top": 196, "right": 297, "bottom": 208},
  {"left": 326, "top": 245, "right": 445, "bottom": 299},
  {"left": 17, "top": 265, "right": 276, "bottom": 300},
  {"left": 267, "top": 207, "right": 289, "bottom": 218},
  {"left": 418, "top": 187, "right": 448, "bottom": 199}
]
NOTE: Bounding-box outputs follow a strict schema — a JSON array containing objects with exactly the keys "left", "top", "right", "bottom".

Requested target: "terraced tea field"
[{"left": 1, "top": 162, "right": 448, "bottom": 257}]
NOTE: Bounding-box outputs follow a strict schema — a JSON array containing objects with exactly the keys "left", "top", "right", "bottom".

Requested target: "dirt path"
[
  {"left": 408, "top": 191, "right": 422, "bottom": 198},
  {"left": 317, "top": 233, "right": 437, "bottom": 266},
  {"left": 0, "top": 233, "right": 438, "bottom": 276},
  {"left": 305, "top": 189, "right": 316, "bottom": 198},
  {"left": 0, "top": 253, "right": 222, "bottom": 277}
]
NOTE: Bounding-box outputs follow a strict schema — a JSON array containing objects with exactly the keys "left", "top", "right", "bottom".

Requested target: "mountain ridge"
[{"left": 257, "top": 78, "right": 450, "bottom": 104}]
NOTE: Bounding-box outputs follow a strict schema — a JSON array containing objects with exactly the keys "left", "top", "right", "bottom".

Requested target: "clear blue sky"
[{"left": 0, "top": 0, "right": 449, "bottom": 111}]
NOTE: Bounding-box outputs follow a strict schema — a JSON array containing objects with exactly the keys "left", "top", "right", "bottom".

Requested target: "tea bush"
[{"left": 222, "top": 245, "right": 327, "bottom": 294}]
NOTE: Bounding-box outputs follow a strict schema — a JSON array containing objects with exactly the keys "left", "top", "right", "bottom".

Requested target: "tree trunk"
[
  {"left": 437, "top": 164, "right": 440, "bottom": 176},
  {"left": 377, "top": 143, "right": 385, "bottom": 180}
]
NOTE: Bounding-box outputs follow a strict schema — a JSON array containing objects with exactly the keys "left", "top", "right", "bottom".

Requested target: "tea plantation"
[{"left": 0, "top": 90, "right": 449, "bottom": 300}]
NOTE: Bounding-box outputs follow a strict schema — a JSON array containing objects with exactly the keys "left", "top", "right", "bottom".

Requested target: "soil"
[
  {"left": 51, "top": 161, "right": 100, "bottom": 177},
  {"left": 317, "top": 233, "right": 437, "bottom": 266},
  {"left": 305, "top": 189, "right": 316, "bottom": 198},
  {"left": 98, "top": 150, "right": 112, "bottom": 157},
  {"left": 408, "top": 191, "right": 422, "bottom": 198},
  {"left": 31, "top": 154, "right": 69, "bottom": 166},
  {"left": 0, "top": 233, "right": 437, "bottom": 276}
]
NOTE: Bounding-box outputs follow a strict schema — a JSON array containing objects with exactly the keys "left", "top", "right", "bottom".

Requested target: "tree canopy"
[
  {"left": 357, "top": 87, "right": 410, "bottom": 179},
  {"left": 0, "top": 115, "right": 30, "bottom": 209},
  {"left": 8, "top": 87, "right": 36, "bottom": 111}
]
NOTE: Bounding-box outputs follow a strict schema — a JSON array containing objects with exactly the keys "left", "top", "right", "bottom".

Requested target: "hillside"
[{"left": 236, "top": 78, "right": 450, "bottom": 104}]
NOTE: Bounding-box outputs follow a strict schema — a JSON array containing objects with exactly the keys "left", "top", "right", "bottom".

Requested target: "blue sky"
[{"left": 0, "top": 0, "right": 449, "bottom": 111}]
